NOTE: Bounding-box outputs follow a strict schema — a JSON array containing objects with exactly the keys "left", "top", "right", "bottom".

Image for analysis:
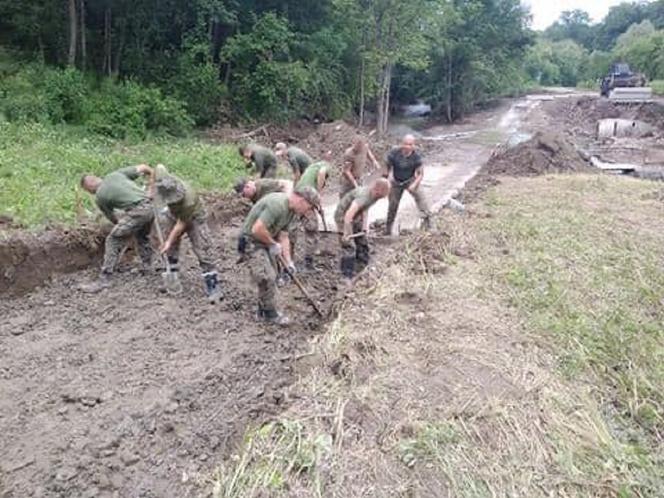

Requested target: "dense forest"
[{"left": 0, "top": 0, "right": 663, "bottom": 137}]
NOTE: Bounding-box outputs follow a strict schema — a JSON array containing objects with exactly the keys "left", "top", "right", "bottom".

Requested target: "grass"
[
  {"left": 650, "top": 80, "right": 664, "bottom": 96},
  {"left": 0, "top": 121, "right": 244, "bottom": 228},
  {"left": 210, "top": 174, "right": 664, "bottom": 497}
]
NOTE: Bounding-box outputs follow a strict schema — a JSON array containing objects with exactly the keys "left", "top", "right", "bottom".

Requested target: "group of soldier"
[{"left": 78, "top": 133, "right": 431, "bottom": 326}]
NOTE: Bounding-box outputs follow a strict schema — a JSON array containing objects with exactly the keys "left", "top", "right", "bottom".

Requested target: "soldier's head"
[
  {"left": 238, "top": 145, "right": 253, "bottom": 160},
  {"left": 275, "top": 142, "right": 287, "bottom": 158},
  {"left": 370, "top": 178, "right": 391, "bottom": 199},
  {"left": 80, "top": 174, "right": 102, "bottom": 194},
  {"left": 234, "top": 178, "right": 256, "bottom": 200},
  {"left": 290, "top": 186, "right": 321, "bottom": 215},
  {"left": 401, "top": 134, "right": 417, "bottom": 156}
]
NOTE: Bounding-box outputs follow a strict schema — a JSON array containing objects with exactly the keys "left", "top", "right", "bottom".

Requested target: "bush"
[
  {"left": 0, "top": 66, "right": 50, "bottom": 122},
  {"left": 43, "top": 67, "right": 89, "bottom": 123},
  {"left": 87, "top": 80, "right": 193, "bottom": 139}
]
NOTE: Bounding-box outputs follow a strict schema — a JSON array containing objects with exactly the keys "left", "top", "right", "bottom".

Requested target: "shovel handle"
[{"left": 277, "top": 255, "right": 324, "bottom": 317}]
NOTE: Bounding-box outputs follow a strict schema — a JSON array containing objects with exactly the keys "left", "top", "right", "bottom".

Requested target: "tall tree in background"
[{"left": 67, "top": 0, "right": 77, "bottom": 66}]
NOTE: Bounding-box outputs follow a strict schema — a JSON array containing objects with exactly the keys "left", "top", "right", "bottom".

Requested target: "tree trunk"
[
  {"left": 67, "top": 0, "right": 77, "bottom": 67},
  {"left": 359, "top": 56, "right": 366, "bottom": 127},
  {"left": 112, "top": 20, "right": 126, "bottom": 78},
  {"left": 79, "top": 0, "right": 86, "bottom": 69},
  {"left": 377, "top": 63, "right": 392, "bottom": 136},
  {"left": 103, "top": 7, "right": 111, "bottom": 76},
  {"left": 446, "top": 52, "right": 453, "bottom": 123}
]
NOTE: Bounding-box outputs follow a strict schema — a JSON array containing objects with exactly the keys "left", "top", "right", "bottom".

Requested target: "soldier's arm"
[
  {"left": 251, "top": 219, "right": 278, "bottom": 246},
  {"left": 277, "top": 231, "right": 293, "bottom": 266},
  {"left": 343, "top": 201, "right": 362, "bottom": 240},
  {"left": 409, "top": 165, "right": 424, "bottom": 191},
  {"left": 342, "top": 157, "right": 358, "bottom": 188},
  {"left": 161, "top": 218, "right": 187, "bottom": 254},
  {"left": 316, "top": 167, "right": 328, "bottom": 191},
  {"left": 367, "top": 146, "right": 381, "bottom": 171}
]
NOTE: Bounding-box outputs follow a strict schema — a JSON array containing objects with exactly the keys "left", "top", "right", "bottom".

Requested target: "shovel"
[
  {"left": 152, "top": 208, "right": 183, "bottom": 295},
  {"left": 277, "top": 255, "right": 324, "bottom": 317}
]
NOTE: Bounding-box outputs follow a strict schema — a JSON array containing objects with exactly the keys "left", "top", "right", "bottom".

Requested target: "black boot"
[
  {"left": 340, "top": 256, "right": 355, "bottom": 280},
  {"left": 302, "top": 255, "right": 316, "bottom": 273},
  {"left": 261, "top": 309, "right": 290, "bottom": 326},
  {"left": 203, "top": 271, "right": 222, "bottom": 303}
]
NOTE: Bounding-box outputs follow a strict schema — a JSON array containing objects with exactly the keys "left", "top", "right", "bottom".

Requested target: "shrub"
[
  {"left": 651, "top": 79, "right": 664, "bottom": 95},
  {"left": 42, "top": 67, "right": 89, "bottom": 124}
]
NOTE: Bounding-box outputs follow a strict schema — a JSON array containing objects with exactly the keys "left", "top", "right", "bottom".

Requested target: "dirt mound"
[{"left": 461, "top": 132, "right": 592, "bottom": 202}]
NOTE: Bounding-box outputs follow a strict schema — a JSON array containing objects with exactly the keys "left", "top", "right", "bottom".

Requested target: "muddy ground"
[{"left": 2, "top": 92, "right": 664, "bottom": 498}]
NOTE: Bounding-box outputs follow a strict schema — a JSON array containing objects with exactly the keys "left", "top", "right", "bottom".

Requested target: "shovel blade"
[{"left": 162, "top": 271, "right": 183, "bottom": 295}]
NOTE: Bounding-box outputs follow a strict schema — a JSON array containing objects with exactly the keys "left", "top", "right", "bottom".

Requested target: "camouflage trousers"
[
  {"left": 247, "top": 243, "right": 279, "bottom": 312},
  {"left": 163, "top": 210, "right": 217, "bottom": 273},
  {"left": 386, "top": 180, "right": 431, "bottom": 233},
  {"left": 102, "top": 200, "right": 154, "bottom": 274},
  {"left": 340, "top": 220, "right": 369, "bottom": 265},
  {"left": 301, "top": 211, "right": 319, "bottom": 259}
]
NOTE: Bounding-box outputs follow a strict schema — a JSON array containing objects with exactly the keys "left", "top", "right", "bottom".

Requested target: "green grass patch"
[
  {"left": 650, "top": 80, "right": 664, "bottom": 96},
  {"left": 478, "top": 175, "right": 664, "bottom": 492},
  {"left": 0, "top": 122, "right": 243, "bottom": 228}
]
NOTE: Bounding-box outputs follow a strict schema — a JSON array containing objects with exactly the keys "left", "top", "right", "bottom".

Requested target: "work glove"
[
  {"left": 237, "top": 234, "right": 248, "bottom": 254},
  {"left": 285, "top": 262, "right": 297, "bottom": 275},
  {"left": 269, "top": 242, "right": 282, "bottom": 257}
]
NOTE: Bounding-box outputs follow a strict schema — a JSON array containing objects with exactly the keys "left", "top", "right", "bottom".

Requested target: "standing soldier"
[
  {"left": 275, "top": 142, "right": 313, "bottom": 183},
  {"left": 152, "top": 164, "right": 222, "bottom": 303},
  {"left": 238, "top": 187, "right": 321, "bottom": 325},
  {"left": 79, "top": 164, "right": 155, "bottom": 292},
  {"left": 234, "top": 178, "right": 293, "bottom": 204},
  {"left": 295, "top": 160, "right": 329, "bottom": 271},
  {"left": 239, "top": 143, "right": 278, "bottom": 178},
  {"left": 335, "top": 179, "right": 390, "bottom": 279},
  {"left": 340, "top": 136, "right": 382, "bottom": 199},
  {"left": 383, "top": 134, "right": 431, "bottom": 235}
]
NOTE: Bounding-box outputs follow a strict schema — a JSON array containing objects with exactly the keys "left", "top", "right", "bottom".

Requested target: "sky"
[{"left": 524, "top": 0, "right": 628, "bottom": 30}]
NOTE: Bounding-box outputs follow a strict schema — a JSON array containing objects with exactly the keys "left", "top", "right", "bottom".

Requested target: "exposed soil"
[{"left": 0, "top": 195, "right": 357, "bottom": 497}]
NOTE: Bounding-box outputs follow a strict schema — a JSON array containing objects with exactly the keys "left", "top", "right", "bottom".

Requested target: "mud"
[{"left": 0, "top": 202, "right": 352, "bottom": 497}]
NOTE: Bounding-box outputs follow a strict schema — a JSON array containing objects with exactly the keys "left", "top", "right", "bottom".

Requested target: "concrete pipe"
[{"left": 597, "top": 119, "right": 654, "bottom": 139}]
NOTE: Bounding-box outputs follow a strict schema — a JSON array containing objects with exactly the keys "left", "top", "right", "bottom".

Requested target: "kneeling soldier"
[
  {"left": 153, "top": 164, "right": 222, "bottom": 303},
  {"left": 80, "top": 164, "right": 155, "bottom": 292},
  {"left": 238, "top": 187, "right": 321, "bottom": 325},
  {"left": 334, "top": 178, "right": 390, "bottom": 279}
]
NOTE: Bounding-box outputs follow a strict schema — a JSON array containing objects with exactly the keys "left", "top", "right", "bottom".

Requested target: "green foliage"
[
  {"left": 87, "top": 80, "right": 193, "bottom": 139},
  {"left": 651, "top": 79, "right": 664, "bottom": 95},
  {"left": 0, "top": 121, "right": 242, "bottom": 227}
]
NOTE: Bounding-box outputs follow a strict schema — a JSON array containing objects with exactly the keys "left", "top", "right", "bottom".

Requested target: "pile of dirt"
[{"left": 461, "top": 132, "right": 592, "bottom": 202}]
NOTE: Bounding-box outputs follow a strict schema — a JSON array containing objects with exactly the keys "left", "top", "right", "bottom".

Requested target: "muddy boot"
[
  {"left": 203, "top": 271, "right": 222, "bottom": 304},
  {"left": 301, "top": 255, "right": 316, "bottom": 273},
  {"left": 79, "top": 272, "right": 112, "bottom": 294},
  {"left": 340, "top": 256, "right": 355, "bottom": 280},
  {"left": 260, "top": 309, "right": 290, "bottom": 326}
]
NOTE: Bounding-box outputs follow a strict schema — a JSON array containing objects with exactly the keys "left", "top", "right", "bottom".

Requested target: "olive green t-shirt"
[
  {"left": 95, "top": 166, "right": 147, "bottom": 221},
  {"left": 287, "top": 147, "right": 313, "bottom": 175},
  {"left": 242, "top": 192, "right": 294, "bottom": 243},
  {"left": 155, "top": 166, "right": 202, "bottom": 222},
  {"left": 334, "top": 186, "right": 376, "bottom": 226},
  {"left": 249, "top": 144, "right": 278, "bottom": 178},
  {"left": 296, "top": 161, "right": 328, "bottom": 191},
  {"left": 254, "top": 179, "right": 289, "bottom": 203}
]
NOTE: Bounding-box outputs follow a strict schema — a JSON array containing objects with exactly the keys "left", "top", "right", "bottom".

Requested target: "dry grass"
[{"left": 211, "top": 174, "right": 664, "bottom": 497}]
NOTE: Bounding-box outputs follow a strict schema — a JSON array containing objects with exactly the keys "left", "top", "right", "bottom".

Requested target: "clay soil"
[{"left": 0, "top": 200, "right": 351, "bottom": 498}]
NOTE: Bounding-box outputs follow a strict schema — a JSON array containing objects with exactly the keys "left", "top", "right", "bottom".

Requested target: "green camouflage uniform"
[
  {"left": 286, "top": 147, "right": 313, "bottom": 176},
  {"left": 155, "top": 166, "right": 217, "bottom": 273},
  {"left": 252, "top": 179, "right": 290, "bottom": 203},
  {"left": 242, "top": 193, "right": 294, "bottom": 312},
  {"left": 295, "top": 161, "right": 328, "bottom": 260},
  {"left": 249, "top": 144, "right": 278, "bottom": 178},
  {"left": 95, "top": 166, "right": 154, "bottom": 274},
  {"left": 334, "top": 186, "right": 378, "bottom": 275}
]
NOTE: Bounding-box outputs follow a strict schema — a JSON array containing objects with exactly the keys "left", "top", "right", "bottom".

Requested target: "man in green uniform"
[
  {"left": 152, "top": 164, "right": 222, "bottom": 303},
  {"left": 275, "top": 142, "right": 313, "bottom": 183},
  {"left": 234, "top": 178, "right": 293, "bottom": 204},
  {"left": 383, "top": 134, "right": 431, "bottom": 235},
  {"left": 79, "top": 164, "right": 155, "bottom": 292},
  {"left": 238, "top": 187, "right": 321, "bottom": 325},
  {"left": 294, "top": 161, "right": 329, "bottom": 271},
  {"left": 239, "top": 143, "right": 278, "bottom": 178},
  {"left": 335, "top": 179, "right": 390, "bottom": 279},
  {"left": 339, "top": 136, "right": 381, "bottom": 199}
]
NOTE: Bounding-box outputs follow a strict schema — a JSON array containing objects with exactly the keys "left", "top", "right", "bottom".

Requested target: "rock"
[
  {"left": 55, "top": 466, "right": 78, "bottom": 482},
  {"left": 120, "top": 452, "right": 140, "bottom": 466}
]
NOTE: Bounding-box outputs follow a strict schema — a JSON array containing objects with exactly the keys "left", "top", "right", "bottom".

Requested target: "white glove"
[{"left": 269, "top": 243, "right": 282, "bottom": 257}]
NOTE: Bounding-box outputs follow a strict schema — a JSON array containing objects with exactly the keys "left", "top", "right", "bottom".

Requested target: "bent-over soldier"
[
  {"left": 294, "top": 160, "right": 329, "bottom": 271},
  {"left": 238, "top": 187, "right": 321, "bottom": 325},
  {"left": 234, "top": 178, "right": 292, "bottom": 204},
  {"left": 275, "top": 143, "right": 313, "bottom": 183},
  {"left": 79, "top": 164, "right": 155, "bottom": 292},
  {"left": 153, "top": 164, "right": 222, "bottom": 303},
  {"left": 335, "top": 179, "right": 390, "bottom": 279},
  {"left": 239, "top": 143, "right": 278, "bottom": 178}
]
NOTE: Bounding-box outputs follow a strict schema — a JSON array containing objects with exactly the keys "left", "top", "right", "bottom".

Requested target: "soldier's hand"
[
  {"left": 159, "top": 240, "right": 172, "bottom": 255},
  {"left": 286, "top": 262, "right": 297, "bottom": 275},
  {"left": 269, "top": 242, "right": 282, "bottom": 257}
]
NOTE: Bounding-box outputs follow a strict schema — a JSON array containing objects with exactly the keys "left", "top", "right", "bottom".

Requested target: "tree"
[
  {"left": 545, "top": 9, "right": 593, "bottom": 49},
  {"left": 67, "top": 0, "right": 77, "bottom": 66}
]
